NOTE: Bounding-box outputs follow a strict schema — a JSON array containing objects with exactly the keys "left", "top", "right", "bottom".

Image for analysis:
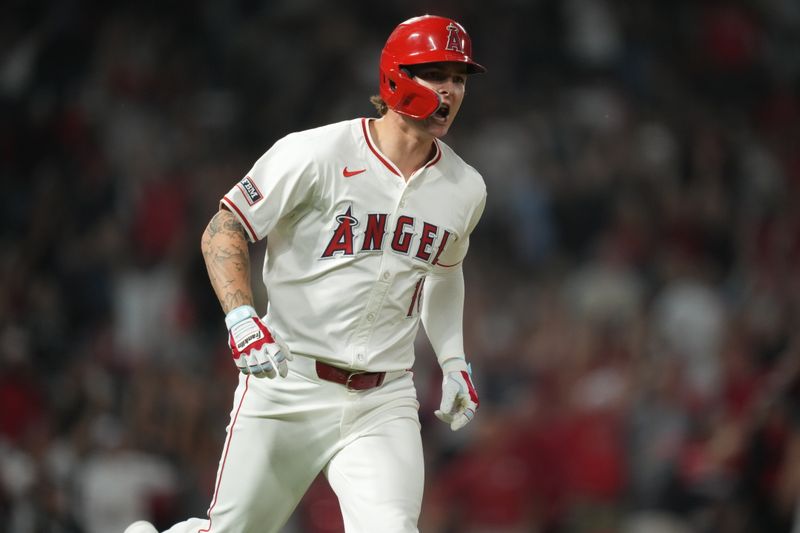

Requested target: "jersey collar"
[{"left": 360, "top": 118, "right": 442, "bottom": 177}]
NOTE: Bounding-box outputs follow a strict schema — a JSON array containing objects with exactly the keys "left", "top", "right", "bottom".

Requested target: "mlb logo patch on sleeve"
[{"left": 237, "top": 177, "right": 264, "bottom": 205}]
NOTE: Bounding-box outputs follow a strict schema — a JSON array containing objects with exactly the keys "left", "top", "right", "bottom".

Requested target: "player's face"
[{"left": 411, "top": 62, "right": 468, "bottom": 137}]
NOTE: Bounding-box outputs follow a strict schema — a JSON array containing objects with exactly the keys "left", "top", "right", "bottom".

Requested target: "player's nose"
[{"left": 437, "top": 76, "right": 461, "bottom": 95}]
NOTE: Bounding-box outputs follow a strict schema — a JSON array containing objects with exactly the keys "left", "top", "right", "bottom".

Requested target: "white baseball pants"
[{"left": 162, "top": 355, "right": 424, "bottom": 533}]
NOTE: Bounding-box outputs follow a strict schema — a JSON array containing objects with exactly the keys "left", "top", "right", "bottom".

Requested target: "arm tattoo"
[
  {"left": 221, "top": 289, "right": 251, "bottom": 311},
  {"left": 202, "top": 210, "right": 254, "bottom": 313},
  {"left": 207, "top": 210, "right": 248, "bottom": 240}
]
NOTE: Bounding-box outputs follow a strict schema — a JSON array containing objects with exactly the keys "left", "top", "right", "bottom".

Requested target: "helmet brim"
[{"left": 396, "top": 50, "right": 486, "bottom": 74}]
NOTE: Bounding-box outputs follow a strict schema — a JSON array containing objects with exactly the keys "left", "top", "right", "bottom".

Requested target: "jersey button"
[
  {"left": 367, "top": 313, "right": 375, "bottom": 321},
  {"left": 399, "top": 200, "right": 406, "bottom": 207},
  {"left": 357, "top": 353, "right": 364, "bottom": 361},
  {"left": 382, "top": 272, "right": 391, "bottom": 280}
]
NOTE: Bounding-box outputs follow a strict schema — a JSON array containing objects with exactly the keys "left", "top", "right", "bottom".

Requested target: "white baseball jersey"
[{"left": 221, "top": 118, "right": 486, "bottom": 372}]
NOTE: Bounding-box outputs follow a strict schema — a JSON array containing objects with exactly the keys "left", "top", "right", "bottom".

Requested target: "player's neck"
[{"left": 370, "top": 114, "right": 437, "bottom": 181}]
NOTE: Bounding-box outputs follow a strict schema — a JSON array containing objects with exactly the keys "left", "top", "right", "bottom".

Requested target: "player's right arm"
[
  {"left": 201, "top": 207, "right": 292, "bottom": 379},
  {"left": 201, "top": 207, "right": 254, "bottom": 314},
  {"left": 207, "top": 133, "right": 318, "bottom": 378}
]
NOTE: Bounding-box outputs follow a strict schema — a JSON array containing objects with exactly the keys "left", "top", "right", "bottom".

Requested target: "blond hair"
[{"left": 370, "top": 95, "right": 388, "bottom": 116}]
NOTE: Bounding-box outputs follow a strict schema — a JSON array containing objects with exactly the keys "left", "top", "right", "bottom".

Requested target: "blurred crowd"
[{"left": 2, "top": 0, "right": 800, "bottom": 532}]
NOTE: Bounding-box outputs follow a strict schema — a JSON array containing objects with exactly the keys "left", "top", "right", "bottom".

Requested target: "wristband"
[
  {"left": 225, "top": 305, "right": 257, "bottom": 330},
  {"left": 440, "top": 356, "right": 469, "bottom": 374}
]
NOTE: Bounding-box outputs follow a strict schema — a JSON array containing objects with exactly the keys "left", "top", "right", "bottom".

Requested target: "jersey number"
[{"left": 406, "top": 276, "right": 426, "bottom": 318}]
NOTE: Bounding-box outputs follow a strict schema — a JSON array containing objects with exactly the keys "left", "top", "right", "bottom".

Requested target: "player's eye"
[{"left": 416, "top": 70, "right": 444, "bottom": 81}]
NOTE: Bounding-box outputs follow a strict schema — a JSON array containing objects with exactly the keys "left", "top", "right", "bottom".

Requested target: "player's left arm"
[
  {"left": 421, "top": 191, "right": 486, "bottom": 431},
  {"left": 421, "top": 264, "right": 479, "bottom": 431}
]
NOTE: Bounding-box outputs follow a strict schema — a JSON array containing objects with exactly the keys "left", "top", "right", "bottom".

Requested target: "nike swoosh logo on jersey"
[{"left": 342, "top": 167, "right": 366, "bottom": 178}]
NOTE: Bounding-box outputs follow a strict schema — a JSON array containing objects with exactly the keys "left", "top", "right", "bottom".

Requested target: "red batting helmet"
[{"left": 379, "top": 15, "right": 486, "bottom": 120}]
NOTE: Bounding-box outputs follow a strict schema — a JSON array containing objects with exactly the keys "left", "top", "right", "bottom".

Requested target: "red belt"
[{"left": 315, "top": 361, "right": 386, "bottom": 390}]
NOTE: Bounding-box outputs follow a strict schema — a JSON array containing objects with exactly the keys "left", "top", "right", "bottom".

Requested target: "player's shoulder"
[
  {"left": 435, "top": 139, "right": 486, "bottom": 195},
  {"left": 276, "top": 120, "right": 357, "bottom": 155}
]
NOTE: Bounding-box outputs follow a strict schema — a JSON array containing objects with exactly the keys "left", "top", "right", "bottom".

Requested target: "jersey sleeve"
[
  {"left": 432, "top": 191, "right": 486, "bottom": 269},
  {"left": 422, "top": 264, "right": 467, "bottom": 365},
  {"left": 220, "top": 135, "right": 317, "bottom": 242}
]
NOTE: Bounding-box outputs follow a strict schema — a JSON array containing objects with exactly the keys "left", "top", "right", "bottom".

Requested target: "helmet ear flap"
[{"left": 380, "top": 65, "right": 441, "bottom": 120}]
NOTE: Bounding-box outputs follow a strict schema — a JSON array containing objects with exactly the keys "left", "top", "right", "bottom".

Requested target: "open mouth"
[{"left": 434, "top": 104, "right": 450, "bottom": 121}]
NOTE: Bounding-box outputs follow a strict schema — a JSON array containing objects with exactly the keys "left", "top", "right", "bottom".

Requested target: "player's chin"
[{"left": 425, "top": 116, "right": 452, "bottom": 137}]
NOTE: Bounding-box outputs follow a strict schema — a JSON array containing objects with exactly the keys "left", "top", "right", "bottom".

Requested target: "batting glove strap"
[
  {"left": 225, "top": 305, "right": 258, "bottom": 329},
  {"left": 440, "top": 356, "right": 469, "bottom": 375},
  {"left": 435, "top": 368, "right": 479, "bottom": 431}
]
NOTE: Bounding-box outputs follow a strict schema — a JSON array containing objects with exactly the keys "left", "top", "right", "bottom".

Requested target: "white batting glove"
[
  {"left": 434, "top": 358, "right": 479, "bottom": 431},
  {"left": 225, "top": 305, "right": 292, "bottom": 379}
]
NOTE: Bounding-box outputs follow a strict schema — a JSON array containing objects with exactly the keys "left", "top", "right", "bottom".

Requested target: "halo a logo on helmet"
[{"left": 445, "top": 23, "right": 463, "bottom": 53}]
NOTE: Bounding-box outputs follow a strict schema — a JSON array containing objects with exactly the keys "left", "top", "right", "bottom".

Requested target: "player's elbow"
[
  {"left": 200, "top": 218, "right": 214, "bottom": 256},
  {"left": 200, "top": 209, "right": 224, "bottom": 253}
]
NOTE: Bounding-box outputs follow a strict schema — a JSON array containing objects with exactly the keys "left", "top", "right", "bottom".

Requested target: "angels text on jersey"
[{"left": 320, "top": 205, "right": 455, "bottom": 266}]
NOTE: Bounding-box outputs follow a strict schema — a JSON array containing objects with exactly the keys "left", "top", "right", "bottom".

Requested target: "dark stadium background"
[{"left": 2, "top": 0, "right": 800, "bottom": 532}]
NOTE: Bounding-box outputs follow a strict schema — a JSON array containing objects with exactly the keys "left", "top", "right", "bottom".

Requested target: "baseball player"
[{"left": 125, "top": 14, "right": 485, "bottom": 533}]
